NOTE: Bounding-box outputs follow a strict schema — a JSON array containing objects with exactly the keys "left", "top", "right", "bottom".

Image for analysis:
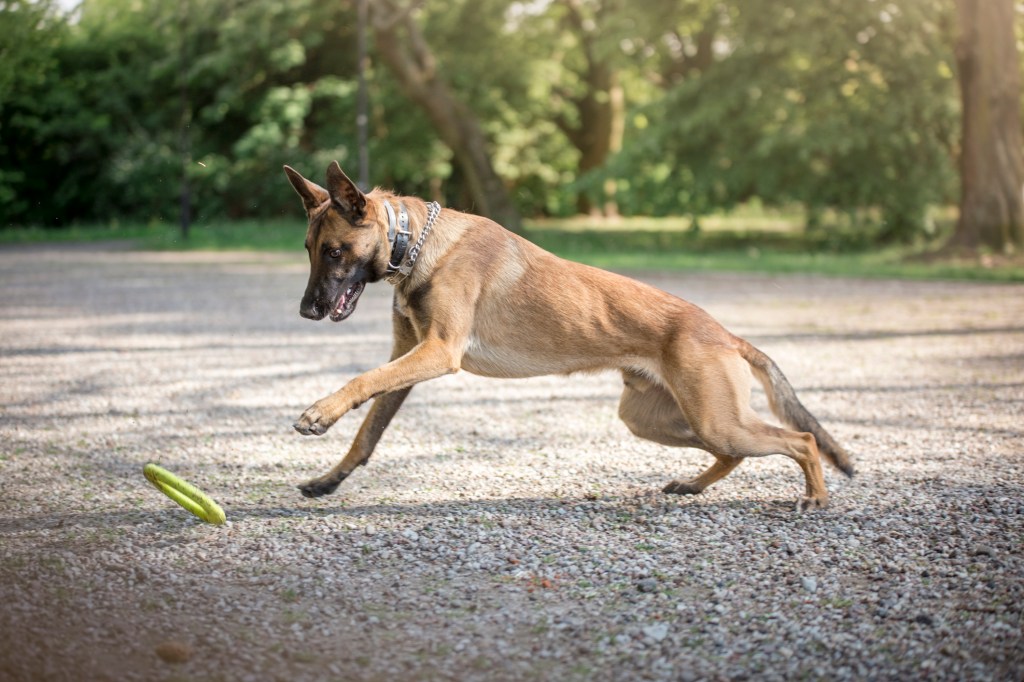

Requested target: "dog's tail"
[{"left": 738, "top": 340, "right": 854, "bottom": 477}]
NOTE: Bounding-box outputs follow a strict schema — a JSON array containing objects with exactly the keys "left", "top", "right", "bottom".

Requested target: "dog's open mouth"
[{"left": 329, "top": 280, "right": 366, "bottom": 321}]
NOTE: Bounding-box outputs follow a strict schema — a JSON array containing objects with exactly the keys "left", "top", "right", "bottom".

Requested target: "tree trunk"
[
  {"left": 572, "top": 68, "right": 624, "bottom": 217},
  {"left": 951, "top": 0, "right": 1024, "bottom": 252},
  {"left": 555, "top": 0, "right": 624, "bottom": 217},
  {"left": 371, "top": 2, "right": 522, "bottom": 232}
]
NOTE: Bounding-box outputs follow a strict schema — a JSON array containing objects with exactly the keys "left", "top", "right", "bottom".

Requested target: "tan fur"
[{"left": 285, "top": 163, "right": 852, "bottom": 510}]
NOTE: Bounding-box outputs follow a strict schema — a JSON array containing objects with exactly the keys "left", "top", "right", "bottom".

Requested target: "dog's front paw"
[
  {"left": 293, "top": 400, "right": 339, "bottom": 436},
  {"left": 298, "top": 473, "right": 346, "bottom": 498}
]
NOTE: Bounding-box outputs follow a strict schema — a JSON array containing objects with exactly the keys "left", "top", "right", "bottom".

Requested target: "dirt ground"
[{"left": 1, "top": 244, "right": 1021, "bottom": 681}]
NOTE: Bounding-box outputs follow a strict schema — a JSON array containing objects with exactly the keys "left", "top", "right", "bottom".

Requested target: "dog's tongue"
[
  {"left": 335, "top": 290, "right": 350, "bottom": 316},
  {"left": 334, "top": 282, "right": 363, "bottom": 319}
]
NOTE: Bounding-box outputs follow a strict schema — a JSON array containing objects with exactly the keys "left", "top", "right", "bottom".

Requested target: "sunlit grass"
[
  {"left": 0, "top": 218, "right": 305, "bottom": 251},
  {"left": 547, "top": 245, "right": 1024, "bottom": 282},
  {"left": 529, "top": 204, "right": 805, "bottom": 234},
  {"left": 2, "top": 214, "right": 1022, "bottom": 282}
]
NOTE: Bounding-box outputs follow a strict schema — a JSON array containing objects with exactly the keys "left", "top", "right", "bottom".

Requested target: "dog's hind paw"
[
  {"left": 662, "top": 480, "right": 703, "bottom": 495},
  {"left": 796, "top": 496, "right": 829, "bottom": 512}
]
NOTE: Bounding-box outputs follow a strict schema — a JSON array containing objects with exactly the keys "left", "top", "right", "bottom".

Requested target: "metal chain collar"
[{"left": 396, "top": 200, "right": 442, "bottom": 278}]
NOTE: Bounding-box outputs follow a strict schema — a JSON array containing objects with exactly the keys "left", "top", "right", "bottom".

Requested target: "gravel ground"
[{"left": 1, "top": 243, "right": 1022, "bottom": 681}]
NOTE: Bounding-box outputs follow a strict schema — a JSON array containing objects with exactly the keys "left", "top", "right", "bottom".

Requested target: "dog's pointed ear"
[
  {"left": 284, "top": 165, "right": 329, "bottom": 214},
  {"left": 325, "top": 161, "right": 366, "bottom": 221}
]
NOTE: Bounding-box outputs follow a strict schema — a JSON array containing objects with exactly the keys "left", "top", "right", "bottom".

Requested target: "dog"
[{"left": 284, "top": 162, "right": 853, "bottom": 510}]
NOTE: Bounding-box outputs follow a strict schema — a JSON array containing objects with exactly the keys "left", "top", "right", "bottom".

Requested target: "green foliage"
[
  {"left": 0, "top": 0, "right": 972, "bottom": 246},
  {"left": 0, "top": 0, "right": 67, "bottom": 219},
  {"left": 602, "top": 0, "right": 959, "bottom": 241},
  {"left": 3, "top": 0, "right": 368, "bottom": 225}
]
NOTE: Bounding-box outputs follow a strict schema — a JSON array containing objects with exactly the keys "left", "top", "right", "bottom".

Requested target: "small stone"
[
  {"left": 643, "top": 624, "right": 669, "bottom": 642},
  {"left": 637, "top": 578, "right": 658, "bottom": 593},
  {"left": 972, "top": 545, "right": 995, "bottom": 557},
  {"left": 914, "top": 613, "right": 934, "bottom": 626},
  {"left": 801, "top": 576, "right": 818, "bottom": 593},
  {"left": 155, "top": 640, "right": 191, "bottom": 664}
]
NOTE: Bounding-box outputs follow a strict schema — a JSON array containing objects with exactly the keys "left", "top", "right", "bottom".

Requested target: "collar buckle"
[{"left": 384, "top": 201, "right": 411, "bottom": 275}]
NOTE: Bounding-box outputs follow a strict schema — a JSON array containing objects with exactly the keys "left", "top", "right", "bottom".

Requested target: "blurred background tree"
[
  {"left": 600, "top": 0, "right": 959, "bottom": 242},
  {"left": 0, "top": 0, "right": 1020, "bottom": 253},
  {"left": 951, "top": 0, "right": 1024, "bottom": 251},
  {"left": 370, "top": 0, "right": 523, "bottom": 231}
]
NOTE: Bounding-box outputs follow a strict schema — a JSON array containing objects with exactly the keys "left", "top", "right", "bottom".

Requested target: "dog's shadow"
[
  {"left": 10, "top": 475, "right": 1017, "bottom": 541},
  {"left": 220, "top": 493, "right": 813, "bottom": 526},
  {"left": 0, "top": 492, "right": 797, "bottom": 540}
]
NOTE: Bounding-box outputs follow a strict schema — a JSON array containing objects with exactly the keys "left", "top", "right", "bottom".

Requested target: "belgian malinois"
[{"left": 284, "top": 162, "right": 853, "bottom": 510}]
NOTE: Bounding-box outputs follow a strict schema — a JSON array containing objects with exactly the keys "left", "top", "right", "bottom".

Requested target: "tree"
[
  {"left": 0, "top": 0, "right": 65, "bottom": 223},
  {"left": 0, "top": 0, "right": 972, "bottom": 238},
  {"left": 548, "top": 0, "right": 626, "bottom": 216},
  {"left": 370, "top": 0, "right": 523, "bottom": 232},
  {"left": 950, "top": 0, "right": 1024, "bottom": 252},
  {"left": 599, "top": 0, "right": 959, "bottom": 239}
]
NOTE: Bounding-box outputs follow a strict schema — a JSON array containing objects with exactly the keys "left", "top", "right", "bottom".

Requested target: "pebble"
[
  {"left": 643, "top": 624, "right": 669, "bottom": 642},
  {"left": 154, "top": 641, "right": 191, "bottom": 664},
  {"left": 637, "top": 578, "right": 659, "bottom": 593}
]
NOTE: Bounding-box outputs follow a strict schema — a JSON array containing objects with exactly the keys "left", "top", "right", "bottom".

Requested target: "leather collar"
[{"left": 383, "top": 200, "right": 411, "bottom": 276}]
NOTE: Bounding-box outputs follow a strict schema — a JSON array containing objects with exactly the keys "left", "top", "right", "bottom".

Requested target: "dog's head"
[{"left": 284, "top": 162, "right": 385, "bottom": 321}]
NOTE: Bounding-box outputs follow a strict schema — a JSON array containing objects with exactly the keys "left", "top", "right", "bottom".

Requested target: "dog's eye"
[{"left": 329, "top": 248, "right": 342, "bottom": 259}]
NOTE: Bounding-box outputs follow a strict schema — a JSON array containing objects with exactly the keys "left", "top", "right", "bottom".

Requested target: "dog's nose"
[{"left": 299, "top": 301, "right": 321, "bottom": 319}]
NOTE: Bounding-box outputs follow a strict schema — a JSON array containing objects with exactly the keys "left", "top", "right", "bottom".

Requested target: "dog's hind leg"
[
  {"left": 618, "top": 370, "right": 743, "bottom": 496},
  {"left": 618, "top": 371, "right": 703, "bottom": 447},
  {"left": 662, "top": 348, "right": 830, "bottom": 511},
  {"left": 298, "top": 311, "right": 418, "bottom": 498},
  {"left": 662, "top": 455, "right": 742, "bottom": 495}
]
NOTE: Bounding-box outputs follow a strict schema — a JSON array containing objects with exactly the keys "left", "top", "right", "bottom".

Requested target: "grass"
[
  {"left": 0, "top": 218, "right": 303, "bottom": 251},
  {"left": 528, "top": 229, "right": 1024, "bottom": 282},
  {"left": 3, "top": 213, "right": 1023, "bottom": 282}
]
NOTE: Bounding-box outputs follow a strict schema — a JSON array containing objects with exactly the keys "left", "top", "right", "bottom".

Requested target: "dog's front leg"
[
  {"left": 294, "top": 337, "right": 460, "bottom": 436},
  {"left": 298, "top": 388, "right": 414, "bottom": 497},
  {"left": 297, "top": 312, "right": 419, "bottom": 498}
]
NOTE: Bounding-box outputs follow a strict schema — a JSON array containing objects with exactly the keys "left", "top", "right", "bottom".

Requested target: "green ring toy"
[{"left": 144, "top": 463, "right": 226, "bottom": 525}]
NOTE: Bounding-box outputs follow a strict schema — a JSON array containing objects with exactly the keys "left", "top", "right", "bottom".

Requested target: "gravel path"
[{"left": 1, "top": 244, "right": 1022, "bottom": 681}]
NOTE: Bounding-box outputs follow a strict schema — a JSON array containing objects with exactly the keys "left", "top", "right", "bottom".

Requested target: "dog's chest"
[
  {"left": 461, "top": 334, "right": 548, "bottom": 378},
  {"left": 393, "top": 293, "right": 412, "bottom": 320},
  {"left": 393, "top": 289, "right": 443, "bottom": 344},
  {"left": 461, "top": 331, "right": 599, "bottom": 378},
  {"left": 392, "top": 291, "right": 427, "bottom": 331}
]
